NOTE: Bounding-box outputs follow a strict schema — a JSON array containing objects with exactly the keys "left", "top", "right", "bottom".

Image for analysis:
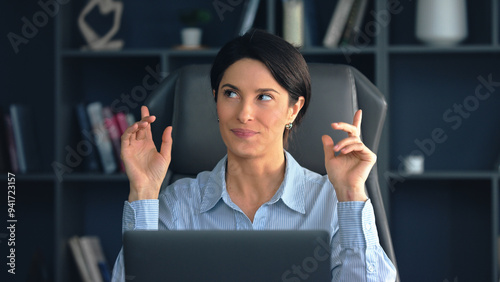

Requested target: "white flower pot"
[
  {"left": 181, "top": 27, "right": 202, "bottom": 47},
  {"left": 416, "top": 0, "right": 468, "bottom": 46}
]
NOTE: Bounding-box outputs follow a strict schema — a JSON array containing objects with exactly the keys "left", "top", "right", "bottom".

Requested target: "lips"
[{"left": 231, "top": 128, "right": 258, "bottom": 138}]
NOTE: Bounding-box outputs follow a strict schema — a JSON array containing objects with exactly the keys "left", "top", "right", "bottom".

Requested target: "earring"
[{"left": 285, "top": 123, "right": 293, "bottom": 130}]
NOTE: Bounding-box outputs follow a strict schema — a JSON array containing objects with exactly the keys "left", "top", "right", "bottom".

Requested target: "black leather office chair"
[{"left": 145, "top": 63, "right": 399, "bottom": 279}]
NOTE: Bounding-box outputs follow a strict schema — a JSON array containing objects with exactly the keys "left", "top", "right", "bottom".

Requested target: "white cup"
[{"left": 404, "top": 155, "right": 425, "bottom": 174}]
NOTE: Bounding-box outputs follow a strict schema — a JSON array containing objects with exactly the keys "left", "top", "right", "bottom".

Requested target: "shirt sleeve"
[
  {"left": 331, "top": 199, "right": 397, "bottom": 282},
  {"left": 111, "top": 200, "right": 160, "bottom": 282}
]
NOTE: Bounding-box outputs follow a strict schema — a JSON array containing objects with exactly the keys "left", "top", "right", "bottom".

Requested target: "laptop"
[{"left": 123, "top": 230, "right": 332, "bottom": 282}]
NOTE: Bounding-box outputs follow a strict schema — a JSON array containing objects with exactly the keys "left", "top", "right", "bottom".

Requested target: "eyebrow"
[{"left": 221, "top": 83, "right": 281, "bottom": 95}]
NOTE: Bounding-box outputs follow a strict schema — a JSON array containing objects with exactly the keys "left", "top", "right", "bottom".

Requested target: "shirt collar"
[
  {"left": 199, "top": 155, "right": 227, "bottom": 213},
  {"left": 199, "top": 151, "right": 306, "bottom": 214},
  {"left": 278, "top": 151, "right": 306, "bottom": 214}
]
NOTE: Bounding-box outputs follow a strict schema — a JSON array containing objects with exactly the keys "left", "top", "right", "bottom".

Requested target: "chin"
[{"left": 227, "top": 143, "right": 264, "bottom": 159}]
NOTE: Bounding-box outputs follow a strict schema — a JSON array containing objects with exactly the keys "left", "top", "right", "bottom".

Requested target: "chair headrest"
[
  {"left": 169, "top": 65, "right": 227, "bottom": 174},
  {"left": 288, "top": 64, "right": 358, "bottom": 174},
  {"left": 148, "top": 64, "right": 377, "bottom": 176}
]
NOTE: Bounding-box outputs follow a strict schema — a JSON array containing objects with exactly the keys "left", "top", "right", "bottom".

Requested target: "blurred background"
[{"left": 1, "top": 0, "right": 500, "bottom": 281}]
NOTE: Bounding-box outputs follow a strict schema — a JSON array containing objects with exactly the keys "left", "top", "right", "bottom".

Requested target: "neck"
[{"left": 225, "top": 149, "right": 286, "bottom": 203}]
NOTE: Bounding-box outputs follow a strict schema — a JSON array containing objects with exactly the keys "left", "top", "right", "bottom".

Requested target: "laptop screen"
[{"left": 123, "top": 230, "right": 332, "bottom": 282}]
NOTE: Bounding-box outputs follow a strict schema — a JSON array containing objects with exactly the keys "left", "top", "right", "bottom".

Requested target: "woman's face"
[{"left": 216, "top": 58, "right": 304, "bottom": 159}]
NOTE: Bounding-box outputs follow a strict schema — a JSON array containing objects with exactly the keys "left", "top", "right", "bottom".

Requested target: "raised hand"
[
  {"left": 121, "top": 105, "right": 172, "bottom": 202},
  {"left": 321, "top": 110, "right": 376, "bottom": 202}
]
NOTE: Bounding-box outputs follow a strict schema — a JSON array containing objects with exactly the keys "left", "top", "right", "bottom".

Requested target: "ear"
[
  {"left": 213, "top": 89, "right": 218, "bottom": 102},
  {"left": 288, "top": 96, "right": 305, "bottom": 123}
]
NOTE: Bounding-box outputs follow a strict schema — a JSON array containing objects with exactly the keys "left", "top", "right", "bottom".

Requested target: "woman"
[{"left": 112, "top": 29, "right": 396, "bottom": 281}]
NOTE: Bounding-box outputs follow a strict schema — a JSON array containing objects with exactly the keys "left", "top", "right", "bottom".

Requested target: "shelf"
[
  {"left": 388, "top": 53, "right": 500, "bottom": 172},
  {"left": 388, "top": 45, "right": 500, "bottom": 54},
  {"left": 390, "top": 177, "right": 495, "bottom": 281},
  {"left": 167, "top": 48, "right": 221, "bottom": 57},
  {"left": 300, "top": 46, "right": 377, "bottom": 55},
  {"left": 61, "top": 173, "right": 129, "bottom": 182},
  {"left": 60, "top": 49, "right": 167, "bottom": 58},
  {"left": 13, "top": 173, "right": 56, "bottom": 182},
  {"left": 387, "top": 171, "right": 500, "bottom": 180},
  {"left": 60, "top": 46, "right": 378, "bottom": 58},
  {"left": 60, "top": 48, "right": 221, "bottom": 58}
]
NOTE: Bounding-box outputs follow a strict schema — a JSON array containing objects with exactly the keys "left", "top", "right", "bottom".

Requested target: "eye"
[
  {"left": 258, "top": 94, "right": 273, "bottom": 101},
  {"left": 223, "top": 90, "right": 238, "bottom": 98}
]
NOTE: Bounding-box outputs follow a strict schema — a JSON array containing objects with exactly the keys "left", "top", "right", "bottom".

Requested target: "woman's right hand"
[{"left": 121, "top": 105, "right": 173, "bottom": 202}]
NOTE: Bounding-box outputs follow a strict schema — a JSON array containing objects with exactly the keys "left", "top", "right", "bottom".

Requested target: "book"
[
  {"left": 340, "top": 0, "right": 368, "bottom": 46},
  {"left": 79, "top": 236, "right": 105, "bottom": 282},
  {"left": 69, "top": 236, "right": 111, "bottom": 282},
  {"left": 303, "top": 0, "right": 320, "bottom": 47},
  {"left": 235, "top": 0, "right": 261, "bottom": 36},
  {"left": 9, "top": 104, "right": 42, "bottom": 173},
  {"left": 4, "top": 114, "right": 18, "bottom": 173},
  {"left": 283, "top": 0, "right": 305, "bottom": 47},
  {"left": 323, "top": 0, "right": 355, "bottom": 48},
  {"left": 86, "top": 102, "right": 117, "bottom": 174},
  {"left": 68, "top": 236, "right": 93, "bottom": 282},
  {"left": 89, "top": 237, "right": 112, "bottom": 282},
  {"left": 75, "top": 103, "right": 101, "bottom": 172},
  {"left": 126, "top": 113, "right": 136, "bottom": 127},
  {"left": 103, "top": 107, "right": 125, "bottom": 172},
  {"left": 114, "top": 111, "right": 130, "bottom": 136},
  {"left": 0, "top": 108, "right": 11, "bottom": 172}
]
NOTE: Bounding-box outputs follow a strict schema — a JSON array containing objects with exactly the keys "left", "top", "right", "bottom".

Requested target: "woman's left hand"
[{"left": 321, "top": 109, "right": 376, "bottom": 202}]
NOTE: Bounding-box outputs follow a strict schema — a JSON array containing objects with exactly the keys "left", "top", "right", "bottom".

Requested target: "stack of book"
[
  {"left": 75, "top": 101, "right": 135, "bottom": 174},
  {"left": 1, "top": 104, "right": 42, "bottom": 173},
  {"left": 68, "top": 235, "right": 111, "bottom": 282},
  {"left": 232, "top": 0, "right": 369, "bottom": 49},
  {"left": 322, "top": 0, "right": 368, "bottom": 48}
]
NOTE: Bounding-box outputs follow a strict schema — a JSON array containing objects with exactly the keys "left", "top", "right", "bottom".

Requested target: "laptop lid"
[{"left": 123, "top": 230, "right": 332, "bottom": 282}]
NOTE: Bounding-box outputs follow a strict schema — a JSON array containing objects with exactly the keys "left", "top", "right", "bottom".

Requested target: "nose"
[{"left": 237, "top": 99, "right": 254, "bottom": 124}]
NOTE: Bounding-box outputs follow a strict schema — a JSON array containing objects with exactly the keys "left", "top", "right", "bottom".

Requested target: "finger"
[
  {"left": 141, "top": 115, "right": 156, "bottom": 123},
  {"left": 338, "top": 143, "right": 376, "bottom": 163},
  {"left": 333, "top": 136, "right": 362, "bottom": 152},
  {"left": 143, "top": 115, "right": 156, "bottom": 139},
  {"left": 338, "top": 142, "right": 366, "bottom": 155},
  {"left": 160, "top": 126, "right": 173, "bottom": 160},
  {"left": 141, "top": 105, "right": 150, "bottom": 119},
  {"left": 331, "top": 122, "right": 359, "bottom": 137},
  {"left": 135, "top": 116, "right": 156, "bottom": 140},
  {"left": 353, "top": 109, "right": 362, "bottom": 132},
  {"left": 322, "top": 135, "right": 335, "bottom": 160},
  {"left": 135, "top": 121, "right": 150, "bottom": 140},
  {"left": 121, "top": 123, "right": 139, "bottom": 146}
]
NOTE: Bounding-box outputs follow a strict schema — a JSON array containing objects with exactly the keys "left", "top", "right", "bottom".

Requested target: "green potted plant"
[{"left": 179, "top": 8, "right": 212, "bottom": 48}]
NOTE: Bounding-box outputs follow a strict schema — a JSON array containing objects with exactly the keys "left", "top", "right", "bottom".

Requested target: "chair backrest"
[{"left": 145, "top": 63, "right": 398, "bottom": 278}]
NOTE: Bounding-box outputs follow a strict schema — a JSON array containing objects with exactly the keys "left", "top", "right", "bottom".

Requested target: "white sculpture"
[{"left": 78, "top": 0, "right": 124, "bottom": 50}]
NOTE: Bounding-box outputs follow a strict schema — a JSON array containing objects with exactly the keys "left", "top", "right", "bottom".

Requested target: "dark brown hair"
[{"left": 210, "top": 29, "right": 311, "bottom": 144}]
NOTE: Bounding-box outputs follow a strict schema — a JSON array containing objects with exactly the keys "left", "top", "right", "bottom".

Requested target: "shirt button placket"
[{"left": 368, "top": 264, "right": 375, "bottom": 273}]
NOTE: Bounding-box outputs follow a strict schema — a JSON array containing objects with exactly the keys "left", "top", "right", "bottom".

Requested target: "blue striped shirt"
[{"left": 111, "top": 151, "right": 396, "bottom": 281}]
